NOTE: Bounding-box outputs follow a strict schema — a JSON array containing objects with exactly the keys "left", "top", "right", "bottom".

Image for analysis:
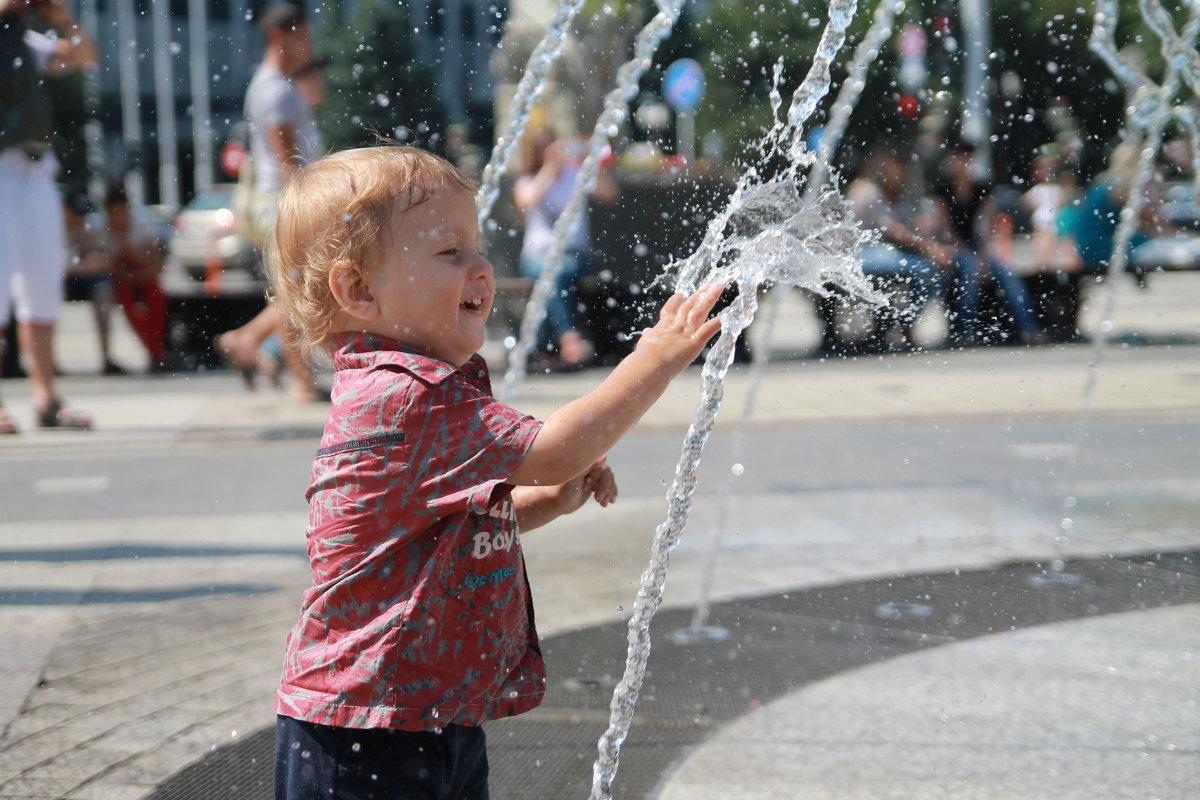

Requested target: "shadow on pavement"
[{"left": 143, "top": 549, "right": 1200, "bottom": 799}]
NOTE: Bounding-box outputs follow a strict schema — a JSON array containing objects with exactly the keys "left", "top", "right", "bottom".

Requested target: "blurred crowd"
[
  {"left": 1, "top": 0, "right": 1186, "bottom": 433},
  {"left": 818, "top": 134, "right": 1174, "bottom": 355}
]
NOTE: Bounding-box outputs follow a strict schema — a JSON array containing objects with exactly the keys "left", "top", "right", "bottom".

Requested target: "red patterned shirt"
[{"left": 275, "top": 333, "right": 546, "bottom": 730}]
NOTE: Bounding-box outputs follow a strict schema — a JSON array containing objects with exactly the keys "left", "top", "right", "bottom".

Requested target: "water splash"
[
  {"left": 1045, "top": 0, "right": 1200, "bottom": 565},
  {"left": 808, "top": 0, "right": 907, "bottom": 191},
  {"left": 503, "top": 0, "right": 692, "bottom": 395},
  {"left": 476, "top": 0, "right": 587, "bottom": 228},
  {"left": 588, "top": 2, "right": 876, "bottom": 797},
  {"left": 688, "top": 0, "right": 905, "bottom": 633}
]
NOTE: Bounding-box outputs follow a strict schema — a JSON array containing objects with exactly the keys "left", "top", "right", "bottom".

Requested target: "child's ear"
[{"left": 329, "top": 262, "right": 379, "bottom": 321}]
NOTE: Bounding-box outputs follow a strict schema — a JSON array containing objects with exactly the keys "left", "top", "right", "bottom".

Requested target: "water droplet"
[
  {"left": 1059, "top": 517, "right": 1074, "bottom": 530},
  {"left": 168, "top": 41, "right": 182, "bottom": 56},
  {"left": 1063, "top": 496, "right": 1077, "bottom": 508},
  {"left": 730, "top": 462, "right": 744, "bottom": 476},
  {"left": 376, "top": 93, "right": 391, "bottom": 107}
]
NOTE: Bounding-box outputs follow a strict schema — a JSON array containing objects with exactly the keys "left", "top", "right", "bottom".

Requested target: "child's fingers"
[
  {"left": 683, "top": 283, "right": 725, "bottom": 328},
  {"left": 656, "top": 284, "right": 722, "bottom": 330},
  {"left": 696, "top": 315, "right": 723, "bottom": 342},
  {"left": 659, "top": 292, "right": 686, "bottom": 320},
  {"left": 592, "top": 465, "right": 618, "bottom": 506}
]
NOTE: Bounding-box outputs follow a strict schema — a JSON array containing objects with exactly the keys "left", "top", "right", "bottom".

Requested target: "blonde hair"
[{"left": 267, "top": 145, "right": 477, "bottom": 355}]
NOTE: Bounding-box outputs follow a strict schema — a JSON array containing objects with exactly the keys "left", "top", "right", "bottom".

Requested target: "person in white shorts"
[{"left": 0, "top": 0, "right": 97, "bottom": 432}]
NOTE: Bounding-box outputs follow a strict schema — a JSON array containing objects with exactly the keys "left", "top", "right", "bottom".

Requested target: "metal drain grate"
[{"left": 145, "top": 550, "right": 1200, "bottom": 800}]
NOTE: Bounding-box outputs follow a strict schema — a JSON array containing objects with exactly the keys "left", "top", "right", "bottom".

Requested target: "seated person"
[
  {"left": 834, "top": 148, "right": 952, "bottom": 351},
  {"left": 932, "top": 140, "right": 1048, "bottom": 346},
  {"left": 1060, "top": 143, "right": 1169, "bottom": 340},
  {"left": 94, "top": 182, "right": 173, "bottom": 372}
]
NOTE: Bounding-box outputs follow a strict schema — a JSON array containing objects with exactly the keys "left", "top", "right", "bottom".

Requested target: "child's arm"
[
  {"left": 512, "top": 458, "right": 618, "bottom": 532},
  {"left": 508, "top": 283, "right": 725, "bottom": 488}
]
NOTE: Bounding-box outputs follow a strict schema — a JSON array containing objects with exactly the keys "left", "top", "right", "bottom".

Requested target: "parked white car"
[
  {"left": 162, "top": 184, "right": 269, "bottom": 368},
  {"left": 164, "top": 184, "right": 264, "bottom": 298}
]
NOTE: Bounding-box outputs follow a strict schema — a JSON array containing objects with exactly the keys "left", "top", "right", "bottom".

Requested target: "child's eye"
[{"left": 439, "top": 247, "right": 459, "bottom": 257}]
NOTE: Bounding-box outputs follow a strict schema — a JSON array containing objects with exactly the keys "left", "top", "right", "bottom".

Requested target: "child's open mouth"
[{"left": 461, "top": 298, "right": 484, "bottom": 312}]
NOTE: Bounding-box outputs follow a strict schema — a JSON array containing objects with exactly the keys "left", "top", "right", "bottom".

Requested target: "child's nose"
[{"left": 472, "top": 252, "right": 494, "bottom": 279}]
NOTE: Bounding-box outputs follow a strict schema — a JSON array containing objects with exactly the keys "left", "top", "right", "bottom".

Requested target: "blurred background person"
[
  {"left": 839, "top": 148, "right": 953, "bottom": 352},
  {"left": 1060, "top": 142, "right": 1168, "bottom": 342},
  {"left": 513, "top": 129, "right": 618, "bottom": 369},
  {"left": 931, "top": 139, "right": 1048, "bottom": 346},
  {"left": 217, "top": 4, "right": 322, "bottom": 401},
  {"left": 101, "top": 182, "right": 173, "bottom": 373},
  {"left": 0, "top": 0, "right": 96, "bottom": 432},
  {"left": 1019, "top": 153, "right": 1084, "bottom": 342},
  {"left": 62, "top": 185, "right": 125, "bottom": 375}
]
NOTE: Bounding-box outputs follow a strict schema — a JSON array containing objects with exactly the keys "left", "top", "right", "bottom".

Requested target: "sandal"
[
  {"left": 37, "top": 398, "right": 92, "bottom": 430},
  {"left": 0, "top": 406, "right": 18, "bottom": 435}
]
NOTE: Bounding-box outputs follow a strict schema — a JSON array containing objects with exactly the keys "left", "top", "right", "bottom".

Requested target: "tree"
[
  {"left": 316, "top": 0, "right": 446, "bottom": 150},
  {"left": 693, "top": 0, "right": 1146, "bottom": 182}
]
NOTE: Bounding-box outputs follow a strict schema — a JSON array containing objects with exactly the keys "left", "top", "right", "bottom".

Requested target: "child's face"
[{"left": 363, "top": 187, "right": 494, "bottom": 366}]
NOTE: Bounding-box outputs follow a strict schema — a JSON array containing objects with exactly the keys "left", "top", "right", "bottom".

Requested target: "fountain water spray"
[
  {"left": 502, "top": 0, "right": 691, "bottom": 395},
  {"left": 476, "top": 0, "right": 587, "bottom": 228},
  {"left": 684, "top": 0, "right": 906, "bottom": 636},
  {"left": 1033, "top": 0, "right": 1200, "bottom": 585},
  {"left": 587, "top": 1, "right": 885, "bottom": 796}
]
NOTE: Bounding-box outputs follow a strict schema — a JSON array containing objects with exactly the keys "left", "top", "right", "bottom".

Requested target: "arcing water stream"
[{"left": 587, "top": 0, "right": 888, "bottom": 795}]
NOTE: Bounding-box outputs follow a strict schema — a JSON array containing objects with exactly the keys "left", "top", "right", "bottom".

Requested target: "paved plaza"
[{"left": 0, "top": 273, "right": 1198, "bottom": 798}]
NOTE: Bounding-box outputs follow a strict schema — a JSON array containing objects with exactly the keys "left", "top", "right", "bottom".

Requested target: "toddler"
[{"left": 268, "top": 145, "right": 723, "bottom": 799}]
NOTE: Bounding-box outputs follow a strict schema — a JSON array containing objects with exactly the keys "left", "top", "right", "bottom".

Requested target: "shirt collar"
[{"left": 331, "top": 332, "right": 487, "bottom": 385}]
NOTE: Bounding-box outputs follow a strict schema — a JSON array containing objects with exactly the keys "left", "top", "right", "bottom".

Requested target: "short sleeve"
[
  {"left": 252, "top": 78, "right": 305, "bottom": 131},
  {"left": 410, "top": 376, "right": 542, "bottom": 517}
]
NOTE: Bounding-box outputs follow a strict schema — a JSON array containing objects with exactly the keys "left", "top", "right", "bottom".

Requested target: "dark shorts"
[
  {"left": 64, "top": 274, "right": 111, "bottom": 302},
  {"left": 274, "top": 715, "right": 489, "bottom": 800}
]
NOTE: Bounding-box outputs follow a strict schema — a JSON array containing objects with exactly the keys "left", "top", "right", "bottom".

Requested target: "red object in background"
[
  {"left": 221, "top": 141, "right": 247, "bottom": 178},
  {"left": 205, "top": 246, "right": 223, "bottom": 296},
  {"left": 662, "top": 153, "right": 691, "bottom": 172},
  {"left": 598, "top": 144, "right": 616, "bottom": 171},
  {"left": 897, "top": 94, "right": 921, "bottom": 118}
]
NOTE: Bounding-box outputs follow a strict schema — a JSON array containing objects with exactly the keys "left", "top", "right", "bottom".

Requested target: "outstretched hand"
[{"left": 634, "top": 283, "right": 725, "bottom": 372}]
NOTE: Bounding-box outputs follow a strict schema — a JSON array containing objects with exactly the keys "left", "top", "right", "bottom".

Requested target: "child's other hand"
[
  {"left": 635, "top": 283, "right": 725, "bottom": 372},
  {"left": 554, "top": 457, "right": 618, "bottom": 515},
  {"left": 580, "top": 458, "right": 618, "bottom": 507}
]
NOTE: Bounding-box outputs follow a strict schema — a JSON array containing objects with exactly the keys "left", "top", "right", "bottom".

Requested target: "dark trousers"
[{"left": 275, "top": 715, "right": 489, "bottom": 800}]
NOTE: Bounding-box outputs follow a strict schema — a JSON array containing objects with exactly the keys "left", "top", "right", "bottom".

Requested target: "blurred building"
[{"left": 77, "top": 0, "right": 507, "bottom": 205}]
